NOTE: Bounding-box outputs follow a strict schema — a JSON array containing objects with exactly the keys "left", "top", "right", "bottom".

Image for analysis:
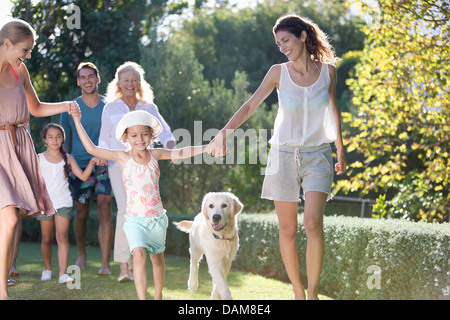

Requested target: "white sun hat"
[{"left": 115, "top": 110, "right": 163, "bottom": 142}]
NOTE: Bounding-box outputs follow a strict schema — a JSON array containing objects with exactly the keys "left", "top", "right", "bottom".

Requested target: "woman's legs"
[
  {"left": 303, "top": 191, "right": 327, "bottom": 300},
  {"left": 109, "top": 165, "right": 133, "bottom": 280},
  {"left": 9, "top": 220, "right": 21, "bottom": 276},
  {"left": 274, "top": 200, "right": 305, "bottom": 300},
  {"left": 0, "top": 206, "right": 19, "bottom": 300},
  {"left": 275, "top": 191, "right": 327, "bottom": 300}
]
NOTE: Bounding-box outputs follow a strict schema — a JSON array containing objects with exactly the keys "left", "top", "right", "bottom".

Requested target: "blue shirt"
[{"left": 60, "top": 96, "right": 105, "bottom": 167}]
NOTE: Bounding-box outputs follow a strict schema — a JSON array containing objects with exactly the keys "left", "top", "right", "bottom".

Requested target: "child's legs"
[
  {"left": 54, "top": 214, "right": 70, "bottom": 276},
  {"left": 132, "top": 247, "right": 148, "bottom": 300},
  {"left": 40, "top": 219, "right": 55, "bottom": 271},
  {"left": 150, "top": 252, "right": 165, "bottom": 300}
]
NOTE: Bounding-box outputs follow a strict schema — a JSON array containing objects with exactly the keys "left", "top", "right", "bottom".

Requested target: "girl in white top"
[
  {"left": 38, "top": 123, "right": 98, "bottom": 284},
  {"left": 72, "top": 110, "right": 206, "bottom": 300},
  {"left": 207, "top": 14, "right": 347, "bottom": 300}
]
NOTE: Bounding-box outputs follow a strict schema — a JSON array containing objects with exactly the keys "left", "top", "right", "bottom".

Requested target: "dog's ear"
[
  {"left": 229, "top": 193, "right": 243, "bottom": 216},
  {"left": 201, "top": 193, "right": 212, "bottom": 218}
]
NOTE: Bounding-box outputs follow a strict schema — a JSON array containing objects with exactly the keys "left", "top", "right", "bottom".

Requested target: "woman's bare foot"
[
  {"left": 98, "top": 265, "right": 111, "bottom": 275},
  {"left": 293, "top": 285, "right": 306, "bottom": 300},
  {"left": 75, "top": 255, "right": 86, "bottom": 270},
  {"left": 307, "top": 290, "right": 319, "bottom": 300},
  {"left": 9, "top": 265, "right": 19, "bottom": 277}
]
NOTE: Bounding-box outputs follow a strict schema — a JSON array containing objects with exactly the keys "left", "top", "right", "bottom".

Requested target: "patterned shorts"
[{"left": 68, "top": 165, "right": 114, "bottom": 204}]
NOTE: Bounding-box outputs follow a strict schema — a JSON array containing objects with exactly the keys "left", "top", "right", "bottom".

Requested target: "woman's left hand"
[{"left": 335, "top": 152, "right": 347, "bottom": 175}]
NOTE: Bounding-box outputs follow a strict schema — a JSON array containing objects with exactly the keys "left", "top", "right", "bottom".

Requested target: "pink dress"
[{"left": 0, "top": 66, "right": 55, "bottom": 218}]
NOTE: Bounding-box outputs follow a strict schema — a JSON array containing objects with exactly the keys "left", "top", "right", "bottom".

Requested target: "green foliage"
[
  {"left": 12, "top": 0, "right": 172, "bottom": 142},
  {"left": 140, "top": 32, "right": 274, "bottom": 213},
  {"left": 372, "top": 194, "right": 387, "bottom": 219},
  {"left": 231, "top": 213, "right": 450, "bottom": 300},
  {"left": 338, "top": 0, "right": 450, "bottom": 222},
  {"left": 180, "top": 0, "right": 366, "bottom": 105},
  {"left": 21, "top": 211, "right": 449, "bottom": 299},
  {"left": 13, "top": 0, "right": 366, "bottom": 213}
]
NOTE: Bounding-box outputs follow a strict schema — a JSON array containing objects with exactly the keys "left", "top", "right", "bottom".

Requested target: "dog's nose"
[{"left": 212, "top": 214, "right": 221, "bottom": 223}]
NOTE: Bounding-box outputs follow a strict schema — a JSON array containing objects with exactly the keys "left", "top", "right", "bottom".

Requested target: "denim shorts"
[
  {"left": 123, "top": 214, "right": 169, "bottom": 255},
  {"left": 37, "top": 206, "right": 72, "bottom": 221},
  {"left": 261, "top": 144, "right": 333, "bottom": 202}
]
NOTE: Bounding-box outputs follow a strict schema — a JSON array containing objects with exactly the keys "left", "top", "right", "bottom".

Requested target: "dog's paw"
[{"left": 188, "top": 277, "right": 198, "bottom": 292}]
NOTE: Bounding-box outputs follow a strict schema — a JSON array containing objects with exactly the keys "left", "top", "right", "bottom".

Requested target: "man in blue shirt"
[{"left": 60, "top": 62, "right": 114, "bottom": 275}]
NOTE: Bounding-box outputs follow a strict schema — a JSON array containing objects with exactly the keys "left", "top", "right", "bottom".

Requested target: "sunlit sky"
[
  {"left": 0, "top": 0, "right": 262, "bottom": 26},
  {"left": 0, "top": 0, "right": 365, "bottom": 33}
]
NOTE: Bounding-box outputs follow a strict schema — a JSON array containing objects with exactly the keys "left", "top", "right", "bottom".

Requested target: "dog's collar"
[{"left": 212, "top": 232, "right": 236, "bottom": 241}]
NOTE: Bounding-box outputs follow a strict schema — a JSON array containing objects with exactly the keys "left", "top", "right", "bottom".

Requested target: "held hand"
[
  {"left": 91, "top": 157, "right": 109, "bottom": 167},
  {"left": 90, "top": 157, "right": 101, "bottom": 166},
  {"left": 206, "top": 132, "right": 227, "bottom": 157},
  {"left": 68, "top": 101, "right": 81, "bottom": 120}
]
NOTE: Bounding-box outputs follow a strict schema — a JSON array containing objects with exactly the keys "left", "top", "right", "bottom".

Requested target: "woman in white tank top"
[{"left": 207, "top": 14, "right": 347, "bottom": 300}]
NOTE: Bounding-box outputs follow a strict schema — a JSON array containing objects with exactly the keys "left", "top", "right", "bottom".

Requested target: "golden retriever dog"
[{"left": 173, "top": 192, "right": 243, "bottom": 300}]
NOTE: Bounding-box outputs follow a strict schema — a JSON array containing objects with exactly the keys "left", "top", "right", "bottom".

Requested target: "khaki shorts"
[{"left": 261, "top": 144, "right": 333, "bottom": 202}]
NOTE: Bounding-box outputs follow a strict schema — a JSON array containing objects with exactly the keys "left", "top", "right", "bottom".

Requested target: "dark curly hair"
[{"left": 273, "top": 14, "right": 339, "bottom": 64}]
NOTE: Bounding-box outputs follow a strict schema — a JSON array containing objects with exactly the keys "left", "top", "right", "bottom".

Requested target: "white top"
[
  {"left": 269, "top": 62, "right": 337, "bottom": 147},
  {"left": 98, "top": 99, "right": 176, "bottom": 167},
  {"left": 38, "top": 153, "right": 73, "bottom": 209}
]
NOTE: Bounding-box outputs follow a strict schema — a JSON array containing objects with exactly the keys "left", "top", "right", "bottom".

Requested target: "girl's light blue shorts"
[{"left": 123, "top": 214, "right": 169, "bottom": 255}]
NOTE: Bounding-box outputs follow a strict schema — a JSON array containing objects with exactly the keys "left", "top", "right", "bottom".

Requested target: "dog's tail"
[{"left": 173, "top": 220, "right": 193, "bottom": 233}]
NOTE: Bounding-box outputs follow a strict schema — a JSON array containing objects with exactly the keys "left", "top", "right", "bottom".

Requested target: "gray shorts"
[
  {"left": 37, "top": 206, "right": 72, "bottom": 221},
  {"left": 261, "top": 144, "right": 333, "bottom": 202}
]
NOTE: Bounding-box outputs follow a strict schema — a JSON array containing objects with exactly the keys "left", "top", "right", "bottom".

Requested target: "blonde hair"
[
  {"left": 105, "top": 61, "right": 154, "bottom": 104},
  {"left": 273, "top": 14, "right": 339, "bottom": 65},
  {"left": 0, "top": 19, "right": 36, "bottom": 46}
]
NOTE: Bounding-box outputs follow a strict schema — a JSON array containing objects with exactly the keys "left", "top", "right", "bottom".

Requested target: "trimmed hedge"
[
  {"left": 168, "top": 213, "right": 450, "bottom": 300},
  {"left": 21, "top": 211, "right": 449, "bottom": 299}
]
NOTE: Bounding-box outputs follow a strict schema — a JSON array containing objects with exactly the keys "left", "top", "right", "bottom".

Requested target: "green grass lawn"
[{"left": 9, "top": 242, "right": 330, "bottom": 300}]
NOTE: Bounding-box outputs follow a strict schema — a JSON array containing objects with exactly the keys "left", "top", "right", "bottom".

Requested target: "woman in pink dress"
[{"left": 0, "top": 19, "right": 78, "bottom": 300}]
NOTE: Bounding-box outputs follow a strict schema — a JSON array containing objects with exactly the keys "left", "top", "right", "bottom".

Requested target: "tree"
[
  {"left": 11, "top": 0, "right": 172, "bottom": 148},
  {"left": 140, "top": 31, "right": 274, "bottom": 213},
  {"left": 338, "top": 0, "right": 450, "bottom": 222},
  {"left": 180, "top": 0, "right": 366, "bottom": 106}
]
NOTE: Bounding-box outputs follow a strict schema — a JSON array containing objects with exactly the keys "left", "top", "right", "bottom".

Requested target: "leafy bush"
[
  {"left": 22, "top": 211, "right": 449, "bottom": 299},
  {"left": 221, "top": 214, "right": 448, "bottom": 300}
]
